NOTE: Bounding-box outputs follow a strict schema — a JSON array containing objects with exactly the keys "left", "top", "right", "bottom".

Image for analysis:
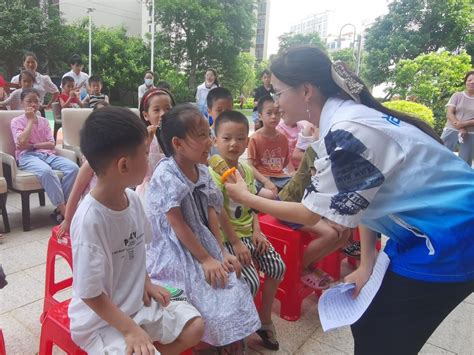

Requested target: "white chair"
[
  {"left": 61, "top": 108, "right": 92, "bottom": 162},
  {"left": 0, "top": 110, "right": 77, "bottom": 231},
  {"left": 0, "top": 155, "right": 10, "bottom": 234},
  {"left": 61, "top": 107, "right": 141, "bottom": 162}
]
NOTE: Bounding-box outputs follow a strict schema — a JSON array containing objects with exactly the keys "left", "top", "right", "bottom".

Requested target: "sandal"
[
  {"left": 300, "top": 269, "right": 334, "bottom": 290},
  {"left": 342, "top": 241, "right": 361, "bottom": 259},
  {"left": 256, "top": 322, "right": 279, "bottom": 351}
]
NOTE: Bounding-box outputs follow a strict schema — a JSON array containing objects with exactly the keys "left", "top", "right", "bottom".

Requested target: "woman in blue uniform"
[{"left": 224, "top": 46, "right": 474, "bottom": 355}]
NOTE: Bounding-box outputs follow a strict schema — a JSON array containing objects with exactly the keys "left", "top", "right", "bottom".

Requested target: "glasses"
[{"left": 271, "top": 86, "right": 293, "bottom": 101}]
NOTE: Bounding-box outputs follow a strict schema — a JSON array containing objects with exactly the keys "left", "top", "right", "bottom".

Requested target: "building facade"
[{"left": 250, "top": 0, "right": 271, "bottom": 61}]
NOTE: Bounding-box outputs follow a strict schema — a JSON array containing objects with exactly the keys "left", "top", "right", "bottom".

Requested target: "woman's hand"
[
  {"left": 459, "top": 127, "right": 468, "bottom": 140},
  {"left": 224, "top": 171, "right": 253, "bottom": 204},
  {"left": 344, "top": 265, "right": 373, "bottom": 299}
]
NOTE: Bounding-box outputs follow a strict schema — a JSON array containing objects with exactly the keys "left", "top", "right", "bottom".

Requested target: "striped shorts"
[{"left": 224, "top": 236, "right": 286, "bottom": 296}]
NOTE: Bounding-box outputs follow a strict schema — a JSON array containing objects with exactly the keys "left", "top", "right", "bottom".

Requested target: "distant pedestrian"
[
  {"left": 138, "top": 70, "right": 155, "bottom": 103},
  {"left": 252, "top": 69, "right": 274, "bottom": 130},
  {"left": 441, "top": 70, "right": 474, "bottom": 166},
  {"left": 196, "top": 68, "right": 219, "bottom": 117}
]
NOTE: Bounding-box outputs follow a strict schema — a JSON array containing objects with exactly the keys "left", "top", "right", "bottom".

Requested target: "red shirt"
[{"left": 59, "top": 93, "right": 81, "bottom": 108}]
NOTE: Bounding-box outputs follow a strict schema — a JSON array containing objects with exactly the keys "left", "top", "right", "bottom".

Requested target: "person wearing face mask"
[{"left": 138, "top": 70, "right": 155, "bottom": 104}]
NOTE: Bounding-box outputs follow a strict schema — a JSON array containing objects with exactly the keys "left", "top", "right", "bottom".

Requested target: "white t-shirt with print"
[{"left": 68, "top": 189, "right": 152, "bottom": 348}]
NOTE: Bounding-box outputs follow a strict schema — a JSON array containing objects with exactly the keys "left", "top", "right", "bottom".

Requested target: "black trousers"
[{"left": 351, "top": 271, "right": 474, "bottom": 355}]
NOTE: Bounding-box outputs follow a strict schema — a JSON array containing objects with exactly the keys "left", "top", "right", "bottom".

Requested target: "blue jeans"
[{"left": 18, "top": 151, "right": 79, "bottom": 207}]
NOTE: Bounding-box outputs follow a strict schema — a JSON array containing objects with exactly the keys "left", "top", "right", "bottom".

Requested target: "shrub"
[{"left": 382, "top": 100, "right": 434, "bottom": 127}]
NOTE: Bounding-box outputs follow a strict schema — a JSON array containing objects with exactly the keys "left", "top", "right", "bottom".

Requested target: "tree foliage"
[
  {"left": 0, "top": 0, "right": 69, "bottom": 76},
  {"left": 390, "top": 51, "right": 472, "bottom": 134},
  {"left": 154, "top": 0, "right": 255, "bottom": 91},
  {"left": 382, "top": 100, "right": 434, "bottom": 127},
  {"left": 277, "top": 32, "right": 326, "bottom": 54},
  {"left": 220, "top": 52, "right": 256, "bottom": 98},
  {"left": 364, "top": 0, "right": 474, "bottom": 85}
]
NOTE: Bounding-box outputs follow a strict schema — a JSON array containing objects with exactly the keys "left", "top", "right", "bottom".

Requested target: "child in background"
[
  {"left": 276, "top": 119, "right": 314, "bottom": 169},
  {"left": 146, "top": 104, "right": 260, "bottom": 352},
  {"left": 62, "top": 54, "right": 89, "bottom": 100},
  {"left": 206, "top": 87, "right": 233, "bottom": 156},
  {"left": 136, "top": 88, "right": 176, "bottom": 201},
  {"left": 210, "top": 111, "right": 285, "bottom": 351},
  {"left": 10, "top": 88, "right": 79, "bottom": 222},
  {"left": 59, "top": 76, "right": 82, "bottom": 108},
  {"left": 0, "top": 70, "right": 35, "bottom": 110},
  {"left": 69, "top": 106, "right": 203, "bottom": 354},
  {"left": 248, "top": 95, "right": 295, "bottom": 196},
  {"left": 82, "top": 76, "right": 109, "bottom": 109},
  {"left": 252, "top": 70, "right": 274, "bottom": 131}
]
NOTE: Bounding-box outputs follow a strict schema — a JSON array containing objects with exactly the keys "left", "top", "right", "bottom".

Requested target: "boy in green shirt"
[{"left": 209, "top": 111, "right": 285, "bottom": 351}]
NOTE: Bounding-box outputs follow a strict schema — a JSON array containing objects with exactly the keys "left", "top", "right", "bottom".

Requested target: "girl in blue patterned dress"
[{"left": 145, "top": 104, "right": 260, "bottom": 352}]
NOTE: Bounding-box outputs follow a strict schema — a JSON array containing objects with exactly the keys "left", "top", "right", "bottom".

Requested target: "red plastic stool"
[
  {"left": 41, "top": 226, "right": 73, "bottom": 322},
  {"left": 258, "top": 214, "right": 343, "bottom": 321},
  {"left": 347, "top": 228, "right": 382, "bottom": 268},
  {"left": 0, "top": 329, "right": 6, "bottom": 355},
  {"left": 39, "top": 300, "right": 86, "bottom": 355}
]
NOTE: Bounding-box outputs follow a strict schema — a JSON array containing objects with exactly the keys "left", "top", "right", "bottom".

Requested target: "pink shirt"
[
  {"left": 11, "top": 113, "right": 55, "bottom": 160},
  {"left": 276, "top": 120, "right": 309, "bottom": 168}
]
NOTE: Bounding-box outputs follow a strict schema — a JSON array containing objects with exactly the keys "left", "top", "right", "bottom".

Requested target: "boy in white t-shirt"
[{"left": 69, "top": 106, "right": 203, "bottom": 354}]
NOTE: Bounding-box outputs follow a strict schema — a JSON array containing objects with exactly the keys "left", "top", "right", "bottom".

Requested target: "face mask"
[{"left": 145, "top": 78, "right": 153, "bottom": 86}]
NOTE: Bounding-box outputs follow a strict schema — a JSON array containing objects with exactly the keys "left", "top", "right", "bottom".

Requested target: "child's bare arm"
[
  {"left": 218, "top": 210, "right": 252, "bottom": 266},
  {"left": 83, "top": 293, "right": 156, "bottom": 354},
  {"left": 247, "top": 158, "right": 278, "bottom": 195},
  {"left": 210, "top": 207, "right": 241, "bottom": 278},
  {"left": 167, "top": 207, "right": 214, "bottom": 262},
  {"left": 167, "top": 207, "right": 229, "bottom": 287},
  {"left": 58, "top": 161, "right": 95, "bottom": 237}
]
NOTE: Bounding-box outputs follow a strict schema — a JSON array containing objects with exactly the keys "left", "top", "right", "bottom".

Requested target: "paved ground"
[{"left": 0, "top": 191, "right": 472, "bottom": 354}]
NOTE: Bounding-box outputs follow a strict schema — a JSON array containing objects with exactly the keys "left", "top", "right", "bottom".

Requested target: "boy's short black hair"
[
  {"left": 80, "top": 106, "right": 147, "bottom": 176},
  {"left": 88, "top": 75, "right": 102, "bottom": 85},
  {"left": 20, "top": 88, "right": 40, "bottom": 101},
  {"left": 19, "top": 70, "right": 35, "bottom": 83},
  {"left": 61, "top": 76, "right": 74, "bottom": 87},
  {"left": 260, "top": 69, "right": 271, "bottom": 77},
  {"left": 214, "top": 110, "right": 249, "bottom": 136},
  {"left": 69, "top": 54, "right": 83, "bottom": 66},
  {"left": 156, "top": 80, "right": 170, "bottom": 90},
  {"left": 257, "top": 95, "right": 274, "bottom": 114},
  {"left": 207, "top": 87, "right": 233, "bottom": 109},
  {"left": 92, "top": 100, "right": 109, "bottom": 110}
]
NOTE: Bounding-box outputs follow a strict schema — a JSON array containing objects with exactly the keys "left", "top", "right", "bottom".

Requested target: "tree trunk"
[{"left": 188, "top": 59, "right": 197, "bottom": 93}]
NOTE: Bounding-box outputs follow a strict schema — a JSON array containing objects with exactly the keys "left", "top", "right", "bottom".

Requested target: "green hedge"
[
  {"left": 233, "top": 98, "right": 254, "bottom": 110},
  {"left": 382, "top": 100, "right": 434, "bottom": 127}
]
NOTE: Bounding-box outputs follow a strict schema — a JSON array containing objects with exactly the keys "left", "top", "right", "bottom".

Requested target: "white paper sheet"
[{"left": 318, "top": 251, "right": 390, "bottom": 332}]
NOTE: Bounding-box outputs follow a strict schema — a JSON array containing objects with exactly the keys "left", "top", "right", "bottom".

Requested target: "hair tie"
[
  {"left": 142, "top": 88, "right": 174, "bottom": 108},
  {"left": 331, "top": 61, "right": 364, "bottom": 103}
]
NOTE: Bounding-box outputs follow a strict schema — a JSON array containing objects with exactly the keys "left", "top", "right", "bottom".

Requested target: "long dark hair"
[{"left": 270, "top": 46, "right": 442, "bottom": 143}]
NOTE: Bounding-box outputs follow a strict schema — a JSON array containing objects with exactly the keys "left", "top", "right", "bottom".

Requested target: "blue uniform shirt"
[{"left": 303, "top": 97, "right": 474, "bottom": 282}]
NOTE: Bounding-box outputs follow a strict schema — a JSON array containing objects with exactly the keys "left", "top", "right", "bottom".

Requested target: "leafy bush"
[
  {"left": 233, "top": 98, "right": 254, "bottom": 109},
  {"left": 382, "top": 100, "right": 434, "bottom": 127}
]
